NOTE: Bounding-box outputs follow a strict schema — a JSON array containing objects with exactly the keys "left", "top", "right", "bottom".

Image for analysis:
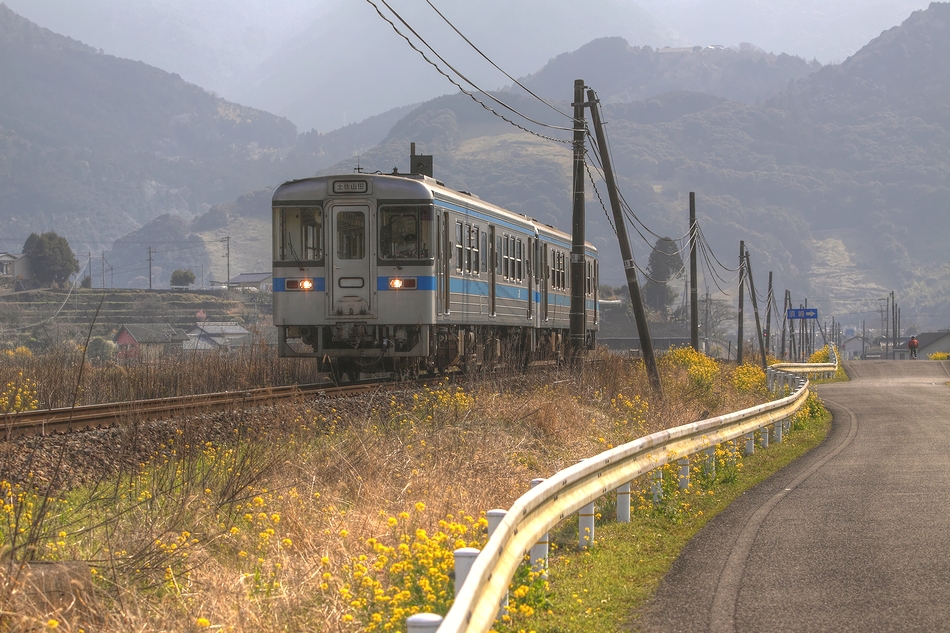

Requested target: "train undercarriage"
[{"left": 280, "top": 324, "right": 593, "bottom": 383}]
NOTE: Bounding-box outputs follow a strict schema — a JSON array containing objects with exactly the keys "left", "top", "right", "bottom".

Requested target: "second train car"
[{"left": 272, "top": 157, "right": 599, "bottom": 380}]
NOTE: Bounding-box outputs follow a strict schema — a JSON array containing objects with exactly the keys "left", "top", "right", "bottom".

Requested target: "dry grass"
[{"left": 0, "top": 349, "right": 767, "bottom": 632}]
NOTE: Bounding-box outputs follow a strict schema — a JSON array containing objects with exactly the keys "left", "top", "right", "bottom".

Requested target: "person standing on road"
[{"left": 908, "top": 335, "right": 919, "bottom": 359}]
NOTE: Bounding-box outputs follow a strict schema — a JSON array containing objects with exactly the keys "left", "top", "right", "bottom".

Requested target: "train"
[{"left": 271, "top": 148, "right": 600, "bottom": 381}]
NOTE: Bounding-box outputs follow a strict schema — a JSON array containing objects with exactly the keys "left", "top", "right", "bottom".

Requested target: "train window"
[
  {"left": 456, "top": 222, "right": 464, "bottom": 272},
  {"left": 337, "top": 211, "right": 365, "bottom": 259},
  {"left": 379, "top": 205, "right": 432, "bottom": 260},
  {"left": 481, "top": 231, "right": 488, "bottom": 273},
  {"left": 470, "top": 226, "right": 480, "bottom": 274},
  {"left": 503, "top": 235, "right": 511, "bottom": 279},
  {"left": 515, "top": 239, "right": 523, "bottom": 281},
  {"left": 496, "top": 236, "right": 502, "bottom": 274},
  {"left": 302, "top": 209, "right": 323, "bottom": 261},
  {"left": 274, "top": 206, "right": 323, "bottom": 263}
]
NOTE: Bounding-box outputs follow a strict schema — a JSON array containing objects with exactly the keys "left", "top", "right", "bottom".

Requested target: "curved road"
[{"left": 634, "top": 360, "right": 950, "bottom": 632}]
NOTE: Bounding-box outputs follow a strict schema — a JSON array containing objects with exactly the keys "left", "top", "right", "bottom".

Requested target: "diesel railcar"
[{"left": 272, "top": 164, "right": 599, "bottom": 380}]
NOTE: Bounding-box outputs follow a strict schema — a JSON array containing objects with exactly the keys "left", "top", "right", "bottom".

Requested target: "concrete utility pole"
[
  {"left": 737, "top": 241, "right": 745, "bottom": 365},
  {"left": 743, "top": 248, "right": 767, "bottom": 369},
  {"left": 569, "top": 79, "right": 587, "bottom": 362},
  {"left": 587, "top": 87, "right": 662, "bottom": 395},
  {"left": 765, "top": 271, "right": 773, "bottom": 357},
  {"left": 689, "top": 193, "right": 699, "bottom": 352}
]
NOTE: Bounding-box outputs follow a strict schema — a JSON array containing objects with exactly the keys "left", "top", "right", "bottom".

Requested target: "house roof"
[
  {"left": 191, "top": 322, "right": 250, "bottom": 336},
  {"left": 229, "top": 272, "right": 272, "bottom": 284},
  {"left": 915, "top": 331, "right": 950, "bottom": 348},
  {"left": 116, "top": 324, "right": 188, "bottom": 344},
  {"left": 0, "top": 252, "right": 25, "bottom": 261}
]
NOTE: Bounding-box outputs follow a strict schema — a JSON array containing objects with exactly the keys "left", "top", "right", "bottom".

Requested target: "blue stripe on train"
[{"left": 378, "top": 276, "right": 438, "bottom": 291}]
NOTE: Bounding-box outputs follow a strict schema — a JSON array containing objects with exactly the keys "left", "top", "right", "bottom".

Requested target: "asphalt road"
[{"left": 632, "top": 360, "right": 950, "bottom": 632}]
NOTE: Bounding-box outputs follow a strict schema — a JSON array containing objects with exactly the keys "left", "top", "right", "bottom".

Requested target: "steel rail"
[{"left": 0, "top": 381, "right": 375, "bottom": 440}]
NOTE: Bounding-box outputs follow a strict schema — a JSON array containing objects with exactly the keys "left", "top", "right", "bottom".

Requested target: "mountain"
[
  {"left": 0, "top": 0, "right": 327, "bottom": 102},
  {"left": 516, "top": 37, "right": 819, "bottom": 105},
  {"left": 237, "top": 0, "right": 680, "bottom": 132},
  {"left": 314, "top": 3, "right": 950, "bottom": 328},
  {"left": 638, "top": 0, "right": 932, "bottom": 64},
  {"left": 0, "top": 3, "right": 297, "bottom": 259}
]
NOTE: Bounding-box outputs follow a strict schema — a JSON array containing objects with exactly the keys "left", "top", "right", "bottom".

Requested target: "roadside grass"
[
  {"left": 0, "top": 349, "right": 829, "bottom": 632},
  {"left": 525, "top": 402, "right": 832, "bottom": 633}
]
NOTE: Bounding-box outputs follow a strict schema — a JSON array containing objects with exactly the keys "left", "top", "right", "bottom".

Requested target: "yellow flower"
[
  {"left": 46, "top": 620, "right": 59, "bottom": 629},
  {"left": 196, "top": 617, "right": 211, "bottom": 628}
]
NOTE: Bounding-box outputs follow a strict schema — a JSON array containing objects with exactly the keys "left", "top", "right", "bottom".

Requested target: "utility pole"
[
  {"left": 225, "top": 236, "right": 231, "bottom": 289},
  {"left": 765, "top": 271, "right": 773, "bottom": 358},
  {"left": 781, "top": 290, "right": 789, "bottom": 360},
  {"left": 743, "top": 248, "right": 767, "bottom": 368},
  {"left": 587, "top": 87, "right": 662, "bottom": 395},
  {"left": 569, "top": 79, "right": 587, "bottom": 362},
  {"left": 704, "top": 289, "right": 710, "bottom": 354},
  {"left": 689, "top": 193, "right": 699, "bottom": 352},
  {"left": 148, "top": 246, "right": 153, "bottom": 290},
  {"left": 736, "top": 241, "right": 745, "bottom": 365}
]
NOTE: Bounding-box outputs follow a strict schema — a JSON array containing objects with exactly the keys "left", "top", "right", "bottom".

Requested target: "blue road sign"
[{"left": 787, "top": 308, "right": 819, "bottom": 320}]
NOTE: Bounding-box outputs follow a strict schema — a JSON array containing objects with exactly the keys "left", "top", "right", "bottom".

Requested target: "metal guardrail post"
[
  {"left": 651, "top": 469, "right": 663, "bottom": 504},
  {"left": 454, "top": 548, "right": 480, "bottom": 597},
  {"left": 678, "top": 458, "right": 690, "bottom": 490},
  {"left": 759, "top": 425, "right": 769, "bottom": 449},
  {"left": 529, "top": 478, "right": 548, "bottom": 574},
  {"left": 616, "top": 483, "right": 631, "bottom": 523},
  {"left": 579, "top": 502, "right": 595, "bottom": 549},
  {"left": 705, "top": 447, "right": 716, "bottom": 479},
  {"left": 773, "top": 420, "right": 783, "bottom": 444},
  {"left": 486, "top": 510, "right": 508, "bottom": 618},
  {"left": 744, "top": 433, "right": 755, "bottom": 456},
  {"left": 408, "top": 613, "right": 443, "bottom": 632}
]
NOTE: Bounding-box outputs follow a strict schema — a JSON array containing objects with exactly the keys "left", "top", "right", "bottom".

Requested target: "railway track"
[
  {"left": 0, "top": 380, "right": 384, "bottom": 440},
  {"left": 0, "top": 358, "right": 591, "bottom": 441}
]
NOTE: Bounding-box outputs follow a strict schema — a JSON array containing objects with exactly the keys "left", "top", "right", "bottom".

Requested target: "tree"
[
  {"left": 170, "top": 269, "right": 196, "bottom": 287},
  {"left": 22, "top": 232, "right": 79, "bottom": 287},
  {"left": 643, "top": 237, "right": 684, "bottom": 320}
]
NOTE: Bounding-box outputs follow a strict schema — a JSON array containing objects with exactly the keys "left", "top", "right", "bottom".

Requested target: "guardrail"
[{"left": 409, "top": 348, "right": 839, "bottom": 633}]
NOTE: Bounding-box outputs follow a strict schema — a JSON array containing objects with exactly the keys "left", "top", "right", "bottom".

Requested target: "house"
[
  {"left": 894, "top": 331, "right": 950, "bottom": 360},
  {"left": 0, "top": 252, "right": 32, "bottom": 290},
  {"left": 228, "top": 272, "right": 273, "bottom": 292},
  {"left": 840, "top": 336, "right": 869, "bottom": 360},
  {"left": 114, "top": 324, "right": 188, "bottom": 362},
  {"left": 184, "top": 322, "right": 251, "bottom": 351}
]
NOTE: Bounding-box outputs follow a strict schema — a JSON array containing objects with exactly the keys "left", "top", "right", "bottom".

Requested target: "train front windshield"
[
  {"left": 274, "top": 206, "right": 323, "bottom": 263},
  {"left": 379, "top": 205, "right": 433, "bottom": 260}
]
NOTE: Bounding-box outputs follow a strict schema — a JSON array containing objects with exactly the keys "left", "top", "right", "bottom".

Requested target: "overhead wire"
[
  {"left": 365, "top": 0, "right": 575, "bottom": 144},
  {"left": 424, "top": 0, "right": 574, "bottom": 122}
]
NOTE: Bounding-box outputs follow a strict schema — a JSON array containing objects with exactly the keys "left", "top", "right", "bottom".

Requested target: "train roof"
[{"left": 273, "top": 172, "right": 597, "bottom": 254}]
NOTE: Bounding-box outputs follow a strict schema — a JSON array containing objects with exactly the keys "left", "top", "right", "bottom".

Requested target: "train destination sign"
[
  {"left": 332, "top": 179, "right": 369, "bottom": 194},
  {"left": 787, "top": 308, "right": 819, "bottom": 320}
]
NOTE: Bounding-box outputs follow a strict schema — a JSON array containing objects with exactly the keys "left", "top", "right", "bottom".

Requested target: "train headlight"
[
  {"left": 388, "top": 278, "right": 417, "bottom": 290},
  {"left": 286, "top": 278, "right": 315, "bottom": 290}
]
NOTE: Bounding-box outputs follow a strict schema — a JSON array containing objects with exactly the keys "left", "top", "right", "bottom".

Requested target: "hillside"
[{"left": 0, "top": 4, "right": 296, "bottom": 255}]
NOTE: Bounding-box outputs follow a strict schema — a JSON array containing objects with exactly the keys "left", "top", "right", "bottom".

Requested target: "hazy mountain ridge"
[
  {"left": 0, "top": 3, "right": 296, "bottom": 255},
  {"left": 516, "top": 38, "right": 819, "bottom": 106}
]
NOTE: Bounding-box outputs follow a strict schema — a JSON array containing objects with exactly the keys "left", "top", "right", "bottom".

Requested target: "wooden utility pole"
[
  {"left": 569, "top": 79, "right": 587, "bottom": 361},
  {"left": 736, "top": 241, "right": 745, "bottom": 365},
  {"left": 743, "top": 248, "right": 767, "bottom": 369},
  {"left": 689, "top": 193, "right": 699, "bottom": 351},
  {"left": 587, "top": 87, "right": 662, "bottom": 395}
]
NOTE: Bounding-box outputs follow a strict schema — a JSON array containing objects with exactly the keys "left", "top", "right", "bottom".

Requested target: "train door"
[
  {"left": 527, "top": 237, "right": 534, "bottom": 320},
  {"left": 542, "top": 243, "right": 550, "bottom": 321},
  {"left": 489, "top": 225, "right": 496, "bottom": 316},
  {"left": 327, "top": 204, "right": 375, "bottom": 318}
]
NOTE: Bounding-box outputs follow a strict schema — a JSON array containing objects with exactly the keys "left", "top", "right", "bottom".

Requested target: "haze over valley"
[{"left": 1, "top": 0, "right": 948, "bottom": 330}]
